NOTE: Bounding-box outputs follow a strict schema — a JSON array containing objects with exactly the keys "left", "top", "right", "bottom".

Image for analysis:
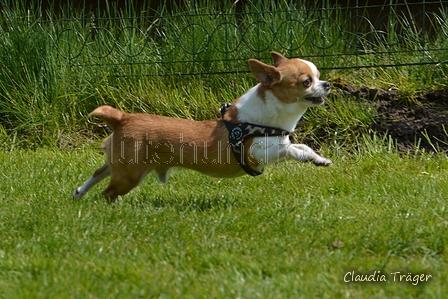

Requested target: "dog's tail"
[{"left": 89, "top": 105, "right": 124, "bottom": 130}]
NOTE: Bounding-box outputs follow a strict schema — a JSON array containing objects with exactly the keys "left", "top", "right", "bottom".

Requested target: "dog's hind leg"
[
  {"left": 73, "top": 163, "right": 111, "bottom": 199},
  {"left": 155, "top": 166, "right": 170, "bottom": 183},
  {"left": 101, "top": 176, "right": 139, "bottom": 203},
  {"left": 101, "top": 168, "right": 152, "bottom": 202}
]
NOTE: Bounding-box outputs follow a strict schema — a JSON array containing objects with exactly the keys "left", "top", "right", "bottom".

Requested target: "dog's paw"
[
  {"left": 72, "top": 187, "right": 83, "bottom": 199},
  {"left": 313, "top": 156, "right": 332, "bottom": 166}
]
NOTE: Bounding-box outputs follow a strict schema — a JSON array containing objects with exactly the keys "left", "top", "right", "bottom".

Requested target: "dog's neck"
[{"left": 234, "top": 84, "right": 309, "bottom": 132}]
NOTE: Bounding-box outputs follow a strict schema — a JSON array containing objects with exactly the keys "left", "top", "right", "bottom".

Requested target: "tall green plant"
[{"left": 0, "top": 0, "right": 447, "bottom": 150}]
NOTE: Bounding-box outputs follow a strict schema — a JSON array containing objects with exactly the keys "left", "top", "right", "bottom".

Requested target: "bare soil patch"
[{"left": 334, "top": 83, "right": 448, "bottom": 152}]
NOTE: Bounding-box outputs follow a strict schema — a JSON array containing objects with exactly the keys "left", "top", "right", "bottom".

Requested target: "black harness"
[{"left": 220, "top": 103, "right": 290, "bottom": 176}]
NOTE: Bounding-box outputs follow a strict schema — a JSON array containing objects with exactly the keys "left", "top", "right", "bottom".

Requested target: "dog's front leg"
[
  {"left": 250, "top": 139, "right": 332, "bottom": 166},
  {"left": 285, "top": 144, "right": 332, "bottom": 166}
]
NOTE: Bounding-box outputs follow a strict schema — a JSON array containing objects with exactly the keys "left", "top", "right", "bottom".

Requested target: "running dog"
[{"left": 73, "top": 51, "right": 332, "bottom": 201}]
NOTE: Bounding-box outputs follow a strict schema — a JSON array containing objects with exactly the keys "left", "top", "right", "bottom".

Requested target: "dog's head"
[{"left": 248, "top": 52, "right": 330, "bottom": 106}]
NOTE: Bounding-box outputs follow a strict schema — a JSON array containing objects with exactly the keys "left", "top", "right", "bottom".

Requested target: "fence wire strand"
[{"left": 3, "top": 0, "right": 447, "bottom": 77}]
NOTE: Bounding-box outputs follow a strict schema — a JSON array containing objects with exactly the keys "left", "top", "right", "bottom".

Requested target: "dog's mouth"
[{"left": 304, "top": 96, "right": 325, "bottom": 105}]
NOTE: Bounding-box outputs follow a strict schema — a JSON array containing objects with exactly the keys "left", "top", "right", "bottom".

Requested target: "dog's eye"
[{"left": 303, "top": 77, "right": 312, "bottom": 87}]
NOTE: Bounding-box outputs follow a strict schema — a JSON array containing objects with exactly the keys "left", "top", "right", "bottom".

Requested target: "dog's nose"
[{"left": 323, "top": 81, "right": 331, "bottom": 91}]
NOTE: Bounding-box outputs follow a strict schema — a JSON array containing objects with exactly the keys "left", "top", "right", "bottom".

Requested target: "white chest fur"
[{"left": 235, "top": 84, "right": 308, "bottom": 132}]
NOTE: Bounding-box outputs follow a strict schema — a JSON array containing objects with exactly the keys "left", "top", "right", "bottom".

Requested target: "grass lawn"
[{"left": 0, "top": 147, "right": 447, "bottom": 298}]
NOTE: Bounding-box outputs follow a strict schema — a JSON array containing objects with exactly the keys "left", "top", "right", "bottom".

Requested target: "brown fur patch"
[
  {"left": 256, "top": 85, "right": 267, "bottom": 103},
  {"left": 271, "top": 59, "right": 314, "bottom": 103},
  {"left": 95, "top": 108, "right": 247, "bottom": 197},
  {"left": 222, "top": 103, "right": 240, "bottom": 124}
]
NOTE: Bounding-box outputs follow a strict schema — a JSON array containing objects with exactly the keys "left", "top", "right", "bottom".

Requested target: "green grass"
[{"left": 0, "top": 144, "right": 447, "bottom": 298}]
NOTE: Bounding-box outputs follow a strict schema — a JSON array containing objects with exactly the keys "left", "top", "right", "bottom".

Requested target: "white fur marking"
[{"left": 235, "top": 84, "right": 308, "bottom": 132}]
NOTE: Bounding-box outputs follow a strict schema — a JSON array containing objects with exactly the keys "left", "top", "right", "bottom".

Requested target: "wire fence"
[{"left": 5, "top": 0, "right": 448, "bottom": 77}]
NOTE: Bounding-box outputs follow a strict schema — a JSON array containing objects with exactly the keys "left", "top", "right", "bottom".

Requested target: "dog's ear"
[
  {"left": 270, "top": 51, "right": 288, "bottom": 67},
  {"left": 248, "top": 59, "right": 281, "bottom": 87}
]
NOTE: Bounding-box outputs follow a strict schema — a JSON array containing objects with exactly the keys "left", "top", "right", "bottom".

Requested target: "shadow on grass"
[{"left": 126, "top": 194, "right": 241, "bottom": 212}]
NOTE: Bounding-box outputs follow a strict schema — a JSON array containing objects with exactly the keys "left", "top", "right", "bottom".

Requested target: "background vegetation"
[{"left": 0, "top": 0, "right": 447, "bottom": 150}]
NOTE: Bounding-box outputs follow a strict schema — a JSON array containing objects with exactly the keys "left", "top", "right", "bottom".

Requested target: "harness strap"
[{"left": 220, "top": 103, "right": 290, "bottom": 176}]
